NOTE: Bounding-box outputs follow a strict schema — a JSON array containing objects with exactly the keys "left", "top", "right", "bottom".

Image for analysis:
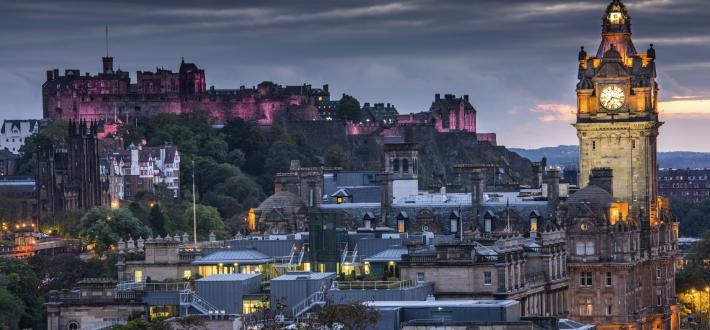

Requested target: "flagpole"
[{"left": 192, "top": 160, "right": 197, "bottom": 247}]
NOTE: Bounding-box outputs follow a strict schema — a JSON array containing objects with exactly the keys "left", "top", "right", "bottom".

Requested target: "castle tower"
[{"left": 574, "top": 0, "right": 660, "bottom": 221}]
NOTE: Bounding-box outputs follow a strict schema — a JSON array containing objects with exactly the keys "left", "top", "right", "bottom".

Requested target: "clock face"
[{"left": 600, "top": 85, "right": 626, "bottom": 111}]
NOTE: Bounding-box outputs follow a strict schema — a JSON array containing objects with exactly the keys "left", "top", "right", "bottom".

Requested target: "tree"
[
  {"left": 0, "top": 258, "right": 42, "bottom": 329},
  {"left": 335, "top": 94, "right": 361, "bottom": 122},
  {"left": 174, "top": 315, "right": 206, "bottom": 330},
  {"left": 226, "top": 149, "right": 246, "bottom": 169},
  {"left": 0, "top": 283, "right": 24, "bottom": 330},
  {"left": 183, "top": 204, "right": 227, "bottom": 240},
  {"left": 314, "top": 300, "right": 380, "bottom": 330},
  {"left": 28, "top": 253, "right": 103, "bottom": 293},
  {"left": 324, "top": 145, "right": 349, "bottom": 168},
  {"left": 79, "top": 206, "right": 152, "bottom": 256},
  {"left": 18, "top": 119, "right": 68, "bottom": 175},
  {"left": 149, "top": 204, "right": 167, "bottom": 236}
]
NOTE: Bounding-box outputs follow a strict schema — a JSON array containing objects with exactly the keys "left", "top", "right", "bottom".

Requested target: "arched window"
[
  {"left": 392, "top": 159, "right": 400, "bottom": 172},
  {"left": 67, "top": 321, "right": 80, "bottom": 330},
  {"left": 402, "top": 158, "right": 409, "bottom": 174}
]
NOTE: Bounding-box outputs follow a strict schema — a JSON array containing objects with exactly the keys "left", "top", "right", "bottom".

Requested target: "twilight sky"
[{"left": 1, "top": 0, "right": 709, "bottom": 151}]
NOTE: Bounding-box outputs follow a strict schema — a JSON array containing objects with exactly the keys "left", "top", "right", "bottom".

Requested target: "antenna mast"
[{"left": 105, "top": 26, "right": 109, "bottom": 57}]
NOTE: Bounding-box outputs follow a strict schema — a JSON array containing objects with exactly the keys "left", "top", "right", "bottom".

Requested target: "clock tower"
[{"left": 574, "top": 0, "right": 660, "bottom": 222}]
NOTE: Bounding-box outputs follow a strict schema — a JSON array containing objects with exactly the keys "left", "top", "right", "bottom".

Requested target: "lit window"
[
  {"left": 397, "top": 220, "right": 405, "bottom": 233},
  {"left": 183, "top": 270, "right": 192, "bottom": 279},
  {"left": 134, "top": 270, "right": 143, "bottom": 283},
  {"left": 579, "top": 298, "right": 593, "bottom": 316}
]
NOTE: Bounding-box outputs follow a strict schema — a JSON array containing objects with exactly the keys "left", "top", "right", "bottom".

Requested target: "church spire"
[{"left": 596, "top": 0, "right": 636, "bottom": 62}]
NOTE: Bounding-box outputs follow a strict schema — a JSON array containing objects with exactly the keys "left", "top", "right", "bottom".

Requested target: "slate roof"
[
  {"left": 255, "top": 191, "right": 306, "bottom": 213},
  {"left": 196, "top": 273, "right": 261, "bottom": 282},
  {"left": 364, "top": 247, "right": 408, "bottom": 262},
  {"left": 193, "top": 250, "right": 273, "bottom": 265}
]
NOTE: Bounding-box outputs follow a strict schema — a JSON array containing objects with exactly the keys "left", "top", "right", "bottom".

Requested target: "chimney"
[
  {"left": 46, "top": 70, "right": 54, "bottom": 81},
  {"left": 463, "top": 95, "right": 469, "bottom": 102},
  {"left": 102, "top": 57, "right": 114, "bottom": 74},
  {"left": 323, "top": 84, "right": 329, "bottom": 93},
  {"left": 544, "top": 168, "right": 560, "bottom": 213},
  {"left": 53, "top": 69, "right": 59, "bottom": 78},
  {"left": 435, "top": 93, "right": 440, "bottom": 101},
  {"left": 589, "top": 168, "right": 613, "bottom": 195}
]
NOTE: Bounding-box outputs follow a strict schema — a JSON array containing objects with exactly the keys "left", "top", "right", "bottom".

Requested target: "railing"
[
  {"left": 180, "top": 290, "right": 221, "bottom": 315},
  {"left": 116, "top": 281, "right": 189, "bottom": 292},
  {"left": 291, "top": 291, "right": 326, "bottom": 318},
  {"left": 331, "top": 280, "right": 415, "bottom": 290}
]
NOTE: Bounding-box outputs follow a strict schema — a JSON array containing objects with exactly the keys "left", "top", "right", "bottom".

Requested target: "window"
[
  {"left": 67, "top": 321, "right": 80, "bottom": 330},
  {"left": 606, "top": 305, "right": 612, "bottom": 315},
  {"left": 134, "top": 270, "right": 143, "bottom": 283},
  {"left": 392, "top": 159, "right": 400, "bottom": 172},
  {"left": 183, "top": 270, "right": 192, "bottom": 279},
  {"left": 417, "top": 272, "right": 425, "bottom": 283},
  {"left": 484, "top": 271, "right": 492, "bottom": 285},
  {"left": 656, "top": 265, "right": 662, "bottom": 279},
  {"left": 402, "top": 158, "right": 409, "bottom": 173},
  {"left": 397, "top": 219, "right": 405, "bottom": 233},
  {"left": 580, "top": 272, "right": 593, "bottom": 287},
  {"left": 592, "top": 141, "right": 596, "bottom": 150},
  {"left": 576, "top": 241, "right": 595, "bottom": 256},
  {"left": 606, "top": 272, "right": 612, "bottom": 286},
  {"left": 579, "top": 298, "right": 593, "bottom": 316},
  {"left": 450, "top": 218, "right": 458, "bottom": 233}
]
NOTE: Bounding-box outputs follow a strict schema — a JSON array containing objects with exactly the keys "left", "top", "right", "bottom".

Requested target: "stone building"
[
  {"left": 43, "top": 57, "right": 330, "bottom": 125},
  {"left": 37, "top": 121, "right": 107, "bottom": 223},
  {"left": 45, "top": 278, "right": 144, "bottom": 330},
  {"left": 658, "top": 168, "right": 710, "bottom": 202},
  {"left": 400, "top": 229, "right": 568, "bottom": 318},
  {"left": 105, "top": 144, "right": 180, "bottom": 200},
  {"left": 567, "top": 1, "right": 679, "bottom": 328}
]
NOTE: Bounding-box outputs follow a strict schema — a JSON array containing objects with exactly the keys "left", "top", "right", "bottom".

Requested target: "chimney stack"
[
  {"left": 435, "top": 93, "right": 440, "bottom": 101},
  {"left": 589, "top": 168, "right": 613, "bottom": 195},
  {"left": 464, "top": 95, "right": 469, "bottom": 102}
]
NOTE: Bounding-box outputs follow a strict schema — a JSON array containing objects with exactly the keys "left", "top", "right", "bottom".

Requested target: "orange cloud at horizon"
[{"left": 659, "top": 98, "right": 710, "bottom": 117}]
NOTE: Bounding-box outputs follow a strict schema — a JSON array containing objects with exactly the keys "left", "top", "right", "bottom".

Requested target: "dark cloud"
[{"left": 0, "top": 0, "right": 708, "bottom": 150}]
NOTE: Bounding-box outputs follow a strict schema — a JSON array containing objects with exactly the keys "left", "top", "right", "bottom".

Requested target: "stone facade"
[
  {"left": 37, "top": 121, "right": 108, "bottom": 223},
  {"left": 658, "top": 168, "right": 710, "bottom": 202},
  {"left": 45, "top": 278, "right": 144, "bottom": 330}
]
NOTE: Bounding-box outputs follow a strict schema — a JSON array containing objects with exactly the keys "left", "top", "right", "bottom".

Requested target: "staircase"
[
  {"left": 180, "top": 289, "right": 222, "bottom": 315},
  {"left": 291, "top": 290, "right": 326, "bottom": 318}
]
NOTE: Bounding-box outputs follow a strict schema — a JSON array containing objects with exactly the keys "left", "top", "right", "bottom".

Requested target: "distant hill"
[{"left": 510, "top": 145, "right": 710, "bottom": 169}]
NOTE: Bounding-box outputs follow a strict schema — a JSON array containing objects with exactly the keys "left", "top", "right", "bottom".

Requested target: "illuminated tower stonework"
[
  {"left": 575, "top": 0, "right": 659, "bottom": 218},
  {"left": 567, "top": 1, "right": 680, "bottom": 329}
]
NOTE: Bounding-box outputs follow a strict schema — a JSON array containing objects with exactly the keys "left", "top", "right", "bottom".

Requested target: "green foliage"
[
  {"left": 27, "top": 253, "right": 104, "bottom": 293},
  {"left": 314, "top": 300, "right": 380, "bottom": 330},
  {"left": 79, "top": 206, "right": 152, "bottom": 256},
  {"left": 0, "top": 284, "right": 24, "bottom": 330},
  {"left": 183, "top": 204, "right": 227, "bottom": 240},
  {"left": 18, "top": 119, "right": 68, "bottom": 176},
  {"left": 112, "top": 317, "right": 170, "bottom": 330},
  {"left": 0, "top": 258, "right": 42, "bottom": 329},
  {"left": 175, "top": 315, "right": 207, "bottom": 330},
  {"left": 670, "top": 197, "right": 710, "bottom": 237},
  {"left": 335, "top": 94, "right": 362, "bottom": 122},
  {"left": 324, "top": 145, "right": 349, "bottom": 168},
  {"left": 149, "top": 204, "right": 167, "bottom": 237}
]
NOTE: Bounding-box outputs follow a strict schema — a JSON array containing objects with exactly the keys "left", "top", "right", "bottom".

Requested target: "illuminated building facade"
[{"left": 567, "top": 1, "right": 679, "bottom": 328}]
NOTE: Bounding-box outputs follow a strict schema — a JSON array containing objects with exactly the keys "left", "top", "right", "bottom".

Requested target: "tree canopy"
[{"left": 79, "top": 206, "right": 152, "bottom": 256}]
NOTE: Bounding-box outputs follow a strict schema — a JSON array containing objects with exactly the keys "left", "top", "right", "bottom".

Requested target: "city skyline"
[{"left": 1, "top": 0, "right": 709, "bottom": 151}]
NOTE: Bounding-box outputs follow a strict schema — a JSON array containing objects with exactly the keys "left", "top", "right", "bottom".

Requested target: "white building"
[{"left": 0, "top": 120, "right": 40, "bottom": 154}]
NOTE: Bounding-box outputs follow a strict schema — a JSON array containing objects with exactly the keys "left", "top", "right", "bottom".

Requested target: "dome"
[
  {"left": 567, "top": 185, "right": 613, "bottom": 208},
  {"left": 255, "top": 191, "right": 307, "bottom": 214},
  {"left": 603, "top": 47, "right": 622, "bottom": 60}
]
